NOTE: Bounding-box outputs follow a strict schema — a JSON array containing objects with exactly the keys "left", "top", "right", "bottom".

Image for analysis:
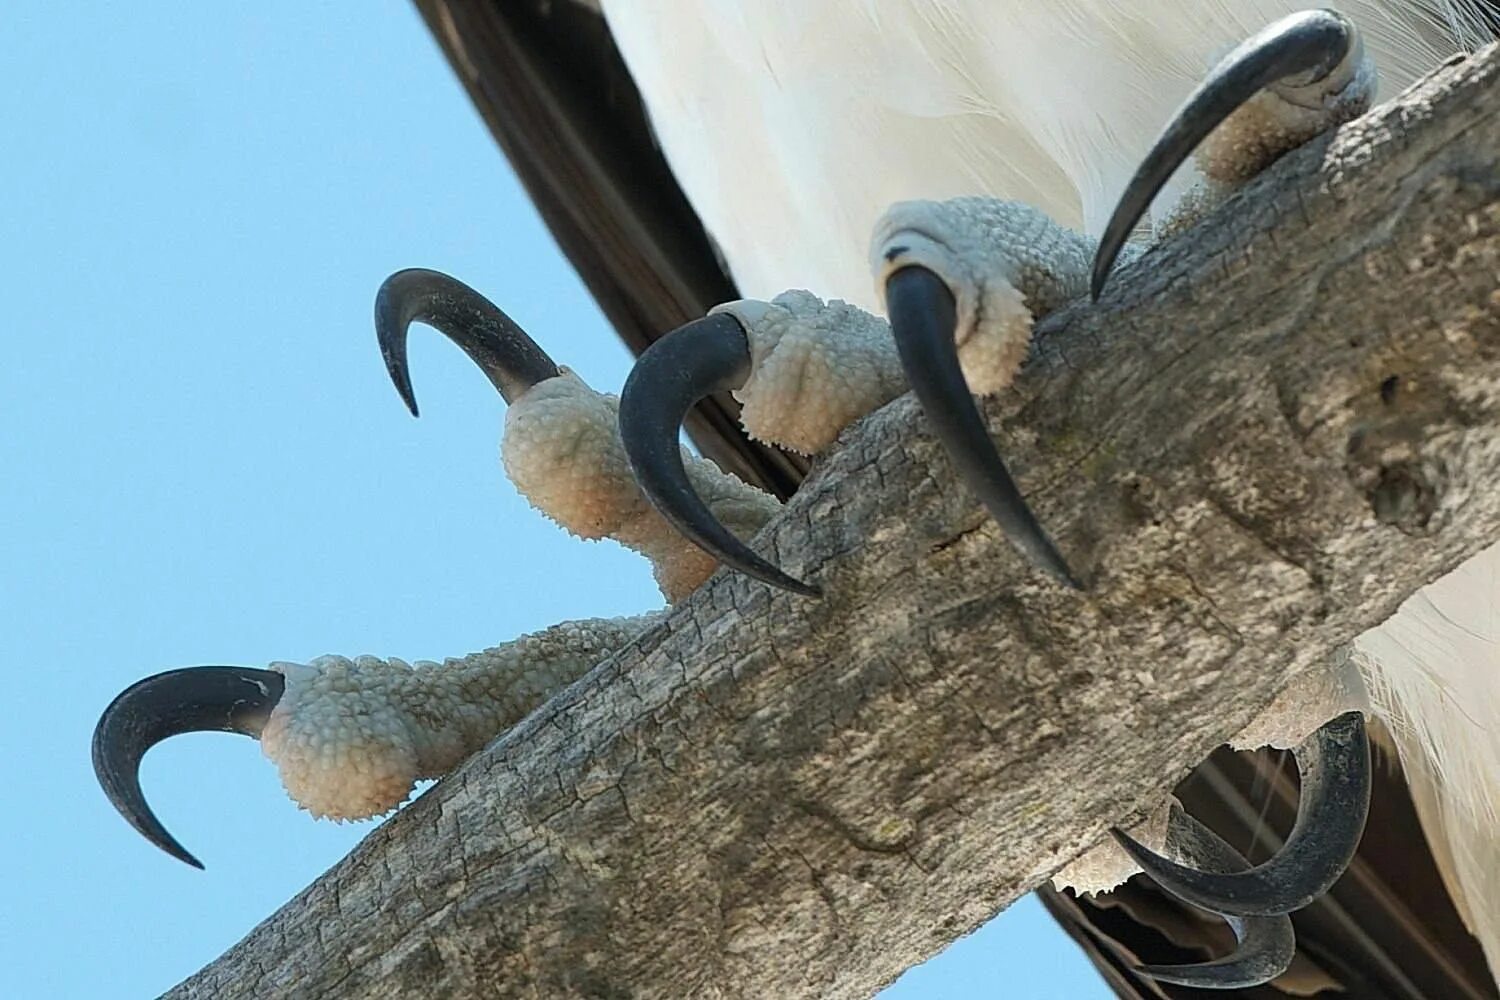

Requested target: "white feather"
[{"left": 600, "top": 0, "right": 1500, "bottom": 978}]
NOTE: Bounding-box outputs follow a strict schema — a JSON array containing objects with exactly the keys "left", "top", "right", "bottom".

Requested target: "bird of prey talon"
[
  {"left": 376, "top": 266, "right": 563, "bottom": 411},
  {"left": 1112, "top": 711, "right": 1372, "bottom": 918},
  {"left": 621, "top": 198, "right": 1095, "bottom": 589},
  {"left": 1092, "top": 8, "right": 1372, "bottom": 298},
  {"left": 92, "top": 666, "right": 286, "bottom": 869},
  {"left": 91, "top": 269, "right": 777, "bottom": 864},
  {"left": 621, "top": 287, "right": 909, "bottom": 595},
  {"left": 872, "top": 198, "right": 1094, "bottom": 588},
  {"left": 95, "top": 0, "right": 1500, "bottom": 991},
  {"left": 619, "top": 311, "right": 821, "bottom": 595},
  {"left": 1126, "top": 804, "right": 1296, "bottom": 990}
]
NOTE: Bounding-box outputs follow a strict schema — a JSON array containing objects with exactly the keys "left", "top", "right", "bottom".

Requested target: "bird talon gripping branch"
[
  {"left": 621, "top": 200, "right": 1095, "bottom": 592},
  {"left": 1130, "top": 803, "right": 1297, "bottom": 989},
  {"left": 1092, "top": 8, "right": 1373, "bottom": 298},
  {"left": 93, "top": 618, "right": 658, "bottom": 866},
  {"left": 93, "top": 269, "right": 782, "bottom": 865},
  {"left": 381, "top": 268, "right": 782, "bottom": 604},
  {"left": 620, "top": 289, "right": 911, "bottom": 596},
  {"left": 1113, "top": 711, "right": 1372, "bottom": 918},
  {"left": 872, "top": 198, "right": 1093, "bottom": 588}
]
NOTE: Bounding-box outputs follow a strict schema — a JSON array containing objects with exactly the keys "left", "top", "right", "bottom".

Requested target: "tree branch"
[{"left": 172, "top": 47, "right": 1500, "bottom": 999}]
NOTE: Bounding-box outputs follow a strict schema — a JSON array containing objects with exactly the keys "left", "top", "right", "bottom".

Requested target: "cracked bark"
[{"left": 170, "top": 47, "right": 1500, "bottom": 1000}]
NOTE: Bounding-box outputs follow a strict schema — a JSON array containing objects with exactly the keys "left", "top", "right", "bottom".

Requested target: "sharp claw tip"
[
  {"left": 1090, "top": 256, "right": 1116, "bottom": 302},
  {"left": 1026, "top": 541, "right": 1082, "bottom": 590},
  {"left": 755, "top": 565, "right": 821, "bottom": 598},
  {"left": 388, "top": 377, "right": 420, "bottom": 418},
  {"left": 788, "top": 579, "right": 822, "bottom": 599}
]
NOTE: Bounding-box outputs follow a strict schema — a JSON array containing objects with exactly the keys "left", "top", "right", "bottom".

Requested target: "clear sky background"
[{"left": 2, "top": 5, "right": 1112, "bottom": 997}]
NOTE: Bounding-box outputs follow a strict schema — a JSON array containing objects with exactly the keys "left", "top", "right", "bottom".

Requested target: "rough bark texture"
[{"left": 172, "top": 48, "right": 1500, "bottom": 1000}]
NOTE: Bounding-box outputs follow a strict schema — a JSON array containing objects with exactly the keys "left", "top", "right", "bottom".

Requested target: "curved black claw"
[
  {"left": 884, "top": 266, "right": 1080, "bottom": 588},
  {"left": 619, "top": 313, "right": 819, "bottom": 597},
  {"left": 1091, "top": 9, "right": 1353, "bottom": 298},
  {"left": 1114, "top": 711, "right": 1371, "bottom": 916},
  {"left": 375, "top": 267, "right": 561, "bottom": 414},
  {"left": 92, "top": 666, "right": 286, "bottom": 868},
  {"left": 1135, "top": 805, "right": 1296, "bottom": 989}
]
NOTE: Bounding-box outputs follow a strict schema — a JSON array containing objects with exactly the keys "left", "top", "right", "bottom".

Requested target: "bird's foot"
[
  {"left": 94, "top": 268, "right": 783, "bottom": 865},
  {"left": 94, "top": 615, "right": 655, "bottom": 866},
  {"left": 619, "top": 289, "right": 907, "bottom": 595},
  {"left": 255, "top": 617, "right": 655, "bottom": 822},
  {"left": 381, "top": 269, "right": 781, "bottom": 604},
  {"left": 872, "top": 199, "right": 1092, "bottom": 587},
  {"left": 1093, "top": 8, "right": 1375, "bottom": 296},
  {"left": 620, "top": 197, "right": 1094, "bottom": 592}
]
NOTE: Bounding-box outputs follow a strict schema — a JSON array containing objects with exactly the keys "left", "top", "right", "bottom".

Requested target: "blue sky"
[{"left": 1, "top": 5, "right": 1110, "bottom": 996}]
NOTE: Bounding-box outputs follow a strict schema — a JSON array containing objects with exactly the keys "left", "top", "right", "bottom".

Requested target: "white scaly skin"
[
  {"left": 259, "top": 615, "right": 659, "bottom": 821},
  {"left": 873, "top": 198, "right": 1096, "bottom": 395},
  {"left": 501, "top": 369, "right": 782, "bottom": 602},
  {"left": 717, "top": 202, "right": 1098, "bottom": 461},
  {"left": 714, "top": 290, "right": 907, "bottom": 454},
  {"left": 252, "top": 361, "right": 798, "bottom": 821}
]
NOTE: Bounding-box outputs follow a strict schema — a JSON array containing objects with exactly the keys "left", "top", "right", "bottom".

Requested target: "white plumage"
[{"left": 600, "top": 0, "right": 1500, "bottom": 978}]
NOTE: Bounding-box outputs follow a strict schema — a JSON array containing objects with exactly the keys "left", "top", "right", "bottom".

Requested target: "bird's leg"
[
  {"left": 620, "top": 199, "right": 1094, "bottom": 592},
  {"left": 93, "top": 269, "right": 783, "bottom": 866},
  {"left": 1093, "top": 8, "right": 1375, "bottom": 296}
]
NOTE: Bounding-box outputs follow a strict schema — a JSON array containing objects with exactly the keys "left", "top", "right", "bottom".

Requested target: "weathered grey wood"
[{"left": 171, "top": 48, "right": 1500, "bottom": 1000}]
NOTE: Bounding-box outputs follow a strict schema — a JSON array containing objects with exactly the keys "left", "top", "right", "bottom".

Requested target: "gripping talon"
[
  {"left": 1091, "top": 9, "right": 1354, "bottom": 298},
  {"left": 884, "top": 265, "right": 1079, "bottom": 588},
  {"left": 619, "top": 313, "right": 819, "bottom": 597},
  {"left": 1134, "top": 805, "right": 1296, "bottom": 989},
  {"left": 92, "top": 666, "right": 286, "bottom": 868},
  {"left": 1113, "top": 711, "right": 1371, "bottom": 916},
  {"left": 375, "top": 268, "right": 561, "bottom": 412}
]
